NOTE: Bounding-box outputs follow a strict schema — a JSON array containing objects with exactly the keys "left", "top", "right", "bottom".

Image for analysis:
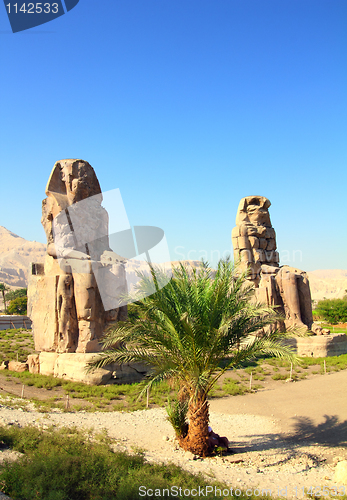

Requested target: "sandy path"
[
  {"left": 0, "top": 371, "right": 346, "bottom": 498},
  {"left": 210, "top": 370, "right": 347, "bottom": 449}
]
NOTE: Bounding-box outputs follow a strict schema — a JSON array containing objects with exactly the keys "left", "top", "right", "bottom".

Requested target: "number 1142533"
[{"left": 6, "top": 3, "right": 60, "bottom": 14}]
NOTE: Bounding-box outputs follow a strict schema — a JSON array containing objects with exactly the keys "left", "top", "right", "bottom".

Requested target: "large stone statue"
[
  {"left": 232, "top": 196, "right": 313, "bottom": 331},
  {"left": 28, "top": 159, "right": 128, "bottom": 355}
]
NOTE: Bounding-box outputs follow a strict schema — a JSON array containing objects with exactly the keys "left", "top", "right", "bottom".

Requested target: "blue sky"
[{"left": 1, "top": 0, "right": 346, "bottom": 271}]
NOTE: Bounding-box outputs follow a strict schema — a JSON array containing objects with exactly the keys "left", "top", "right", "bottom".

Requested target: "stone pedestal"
[
  {"left": 38, "top": 352, "right": 148, "bottom": 385},
  {"left": 284, "top": 333, "right": 347, "bottom": 357}
]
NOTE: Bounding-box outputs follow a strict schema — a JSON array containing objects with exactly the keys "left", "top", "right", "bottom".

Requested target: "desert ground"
[{"left": 0, "top": 370, "right": 346, "bottom": 499}]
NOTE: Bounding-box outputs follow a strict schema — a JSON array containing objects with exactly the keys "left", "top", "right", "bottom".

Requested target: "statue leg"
[
  {"left": 56, "top": 273, "right": 78, "bottom": 353},
  {"left": 73, "top": 271, "right": 103, "bottom": 353},
  {"left": 276, "top": 268, "right": 307, "bottom": 330}
]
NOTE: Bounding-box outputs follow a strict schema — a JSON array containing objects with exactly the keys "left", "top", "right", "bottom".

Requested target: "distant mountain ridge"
[
  {"left": 0, "top": 226, "right": 46, "bottom": 287},
  {"left": 0, "top": 226, "right": 346, "bottom": 302},
  {"left": 306, "top": 269, "right": 347, "bottom": 302}
]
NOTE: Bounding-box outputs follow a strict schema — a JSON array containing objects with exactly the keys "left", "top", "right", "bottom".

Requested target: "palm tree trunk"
[
  {"left": 179, "top": 394, "right": 209, "bottom": 457},
  {"left": 1, "top": 290, "right": 6, "bottom": 313}
]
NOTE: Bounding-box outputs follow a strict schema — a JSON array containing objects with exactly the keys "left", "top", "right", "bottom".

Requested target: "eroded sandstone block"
[
  {"left": 53, "top": 353, "right": 113, "bottom": 385},
  {"left": 8, "top": 361, "right": 28, "bottom": 373},
  {"left": 27, "top": 354, "right": 40, "bottom": 374},
  {"left": 39, "top": 352, "right": 59, "bottom": 376}
]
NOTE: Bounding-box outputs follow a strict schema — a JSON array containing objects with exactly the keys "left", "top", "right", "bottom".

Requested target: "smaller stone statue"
[{"left": 232, "top": 196, "right": 313, "bottom": 331}]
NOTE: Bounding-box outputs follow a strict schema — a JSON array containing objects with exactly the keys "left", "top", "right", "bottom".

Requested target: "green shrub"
[
  {"left": 314, "top": 297, "right": 347, "bottom": 324},
  {"left": 271, "top": 373, "right": 288, "bottom": 381},
  {"left": 7, "top": 296, "right": 27, "bottom": 315},
  {"left": 222, "top": 378, "right": 248, "bottom": 396},
  {"left": 166, "top": 399, "right": 188, "bottom": 437},
  {"left": 5, "top": 288, "right": 27, "bottom": 302}
]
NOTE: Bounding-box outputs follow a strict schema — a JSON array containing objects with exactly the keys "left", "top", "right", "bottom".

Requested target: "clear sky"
[{"left": 1, "top": 0, "right": 346, "bottom": 271}]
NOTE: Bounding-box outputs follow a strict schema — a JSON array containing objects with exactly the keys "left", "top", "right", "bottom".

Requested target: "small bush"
[
  {"left": 7, "top": 296, "right": 27, "bottom": 315},
  {"left": 166, "top": 399, "right": 188, "bottom": 437},
  {"left": 222, "top": 378, "right": 248, "bottom": 396},
  {"left": 314, "top": 297, "right": 347, "bottom": 324},
  {"left": 271, "top": 373, "right": 288, "bottom": 381}
]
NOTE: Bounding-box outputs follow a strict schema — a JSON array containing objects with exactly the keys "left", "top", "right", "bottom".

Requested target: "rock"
[
  {"left": 8, "top": 361, "right": 27, "bottom": 372},
  {"left": 322, "top": 328, "right": 331, "bottom": 335},
  {"left": 334, "top": 460, "right": 347, "bottom": 485},
  {"left": 27, "top": 354, "right": 40, "bottom": 374},
  {"left": 311, "top": 323, "right": 324, "bottom": 335},
  {"left": 232, "top": 196, "right": 313, "bottom": 332},
  {"left": 333, "top": 456, "right": 345, "bottom": 466}
]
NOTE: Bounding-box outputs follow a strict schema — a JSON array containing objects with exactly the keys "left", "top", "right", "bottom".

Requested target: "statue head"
[
  {"left": 235, "top": 196, "right": 272, "bottom": 227},
  {"left": 42, "top": 159, "right": 105, "bottom": 257},
  {"left": 45, "top": 159, "right": 102, "bottom": 209}
]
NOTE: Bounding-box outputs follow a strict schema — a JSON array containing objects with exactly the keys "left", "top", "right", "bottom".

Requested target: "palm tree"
[
  {"left": 0, "top": 283, "right": 10, "bottom": 313},
  {"left": 90, "top": 259, "right": 296, "bottom": 457}
]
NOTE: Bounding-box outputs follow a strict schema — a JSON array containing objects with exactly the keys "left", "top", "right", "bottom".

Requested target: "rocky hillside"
[
  {"left": 0, "top": 226, "right": 46, "bottom": 287},
  {"left": 0, "top": 226, "right": 346, "bottom": 303},
  {"left": 306, "top": 269, "right": 347, "bottom": 302}
]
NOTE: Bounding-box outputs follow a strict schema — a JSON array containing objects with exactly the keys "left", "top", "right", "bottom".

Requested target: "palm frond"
[{"left": 89, "top": 258, "right": 297, "bottom": 407}]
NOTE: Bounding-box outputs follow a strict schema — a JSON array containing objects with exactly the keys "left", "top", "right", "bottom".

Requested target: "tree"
[
  {"left": 7, "top": 295, "right": 27, "bottom": 315},
  {"left": 314, "top": 297, "right": 347, "bottom": 324},
  {"left": 0, "top": 283, "right": 10, "bottom": 313},
  {"left": 90, "top": 259, "right": 295, "bottom": 457},
  {"left": 5, "top": 288, "right": 27, "bottom": 302}
]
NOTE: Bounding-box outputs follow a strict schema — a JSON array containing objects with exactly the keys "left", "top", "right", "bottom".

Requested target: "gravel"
[{"left": 0, "top": 396, "right": 342, "bottom": 499}]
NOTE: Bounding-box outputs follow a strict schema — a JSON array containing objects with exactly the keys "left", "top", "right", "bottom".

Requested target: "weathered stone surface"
[
  {"left": 39, "top": 352, "right": 59, "bottom": 376},
  {"left": 112, "top": 362, "right": 149, "bottom": 383},
  {"left": 232, "top": 196, "right": 278, "bottom": 283},
  {"left": 311, "top": 323, "right": 324, "bottom": 335},
  {"left": 53, "top": 353, "right": 112, "bottom": 385},
  {"left": 37, "top": 352, "right": 148, "bottom": 385},
  {"left": 8, "top": 361, "right": 28, "bottom": 372},
  {"left": 28, "top": 159, "right": 128, "bottom": 362},
  {"left": 284, "top": 333, "right": 347, "bottom": 357},
  {"left": 27, "top": 354, "right": 40, "bottom": 374},
  {"left": 334, "top": 460, "right": 347, "bottom": 485},
  {"left": 28, "top": 272, "right": 59, "bottom": 352},
  {"left": 232, "top": 196, "right": 313, "bottom": 331},
  {"left": 311, "top": 324, "right": 331, "bottom": 336}
]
